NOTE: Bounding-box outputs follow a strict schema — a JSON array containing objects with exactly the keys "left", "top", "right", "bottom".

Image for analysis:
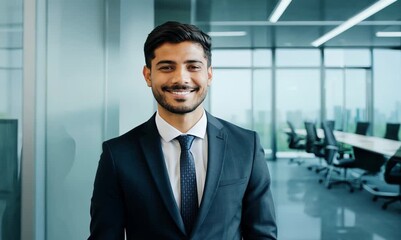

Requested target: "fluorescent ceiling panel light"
[
  {"left": 376, "top": 31, "right": 401, "bottom": 37},
  {"left": 207, "top": 31, "right": 247, "bottom": 37},
  {"left": 269, "top": 0, "right": 292, "bottom": 23},
  {"left": 311, "top": 0, "right": 397, "bottom": 47}
]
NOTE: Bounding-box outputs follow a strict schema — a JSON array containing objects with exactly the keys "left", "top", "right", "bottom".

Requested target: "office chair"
[
  {"left": 366, "top": 148, "right": 401, "bottom": 210},
  {"left": 304, "top": 121, "right": 326, "bottom": 172},
  {"left": 321, "top": 121, "right": 358, "bottom": 192},
  {"left": 382, "top": 152, "right": 401, "bottom": 209},
  {"left": 321, "top": 120, "right": 335, "bottom": 131},
  {"left": 340, "top": 121, "right": 371, "bottom": 158},
  {"left": 352, "top": 147, "right": 386, "bottom": 189},
  {"left": 383, "top": 123, "right": 400, "bottom": 141},
  {"left": 345, "top": 122, "right": 385, "bottom": 189},
  {"left": 286, "top": 121, "right": 306, "bottom": 165},
  {"left": 355, "top": 121, "right": 370, "bottom": 135}
]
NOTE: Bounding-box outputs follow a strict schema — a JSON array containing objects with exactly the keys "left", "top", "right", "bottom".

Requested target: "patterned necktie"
[{"left": 176, "top": 134, "right": 198, "bottom": 234}]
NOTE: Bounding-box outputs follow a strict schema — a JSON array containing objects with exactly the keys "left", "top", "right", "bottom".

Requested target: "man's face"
[{"left": 143, "top": 41, "right": 212, "bottom": 115}]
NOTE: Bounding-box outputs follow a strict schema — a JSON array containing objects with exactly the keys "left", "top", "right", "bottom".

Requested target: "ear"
[
  {"left": 207, "top": 66, "right": 213, "bottom": 86},
  {"left": 143, "top": 66, "right": 152, "bottom": 87}
]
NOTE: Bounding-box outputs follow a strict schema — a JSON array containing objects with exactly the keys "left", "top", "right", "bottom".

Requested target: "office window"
[
  {"left": 213, "top": 49, "right": 252, "bottom": 67},
  {"left": 325, "top": 49, "right": 371, "bottom": 67},
  {"left": 373, "top": 49, "right": 401, "bottom": 139},
  {"left": 276, "top": 49, "right": 320, "bottom": 67},
  {"left": 325, "top": 70, "right": 344, "bottom": 130},
  {"left": 253, "top": 49, "right": 272, "bottom": 67},
  {"left": 276, "top": 69, "right": 320, "bottom": 151},
  {"left": 326, "top": 69, "right": 368, "bottom": 132},
  {"left": 210, "top": 69, "right": 252, "bottom": 129},
  {"left": 253, "top": 69, "right": 272, "bottom": 152}
]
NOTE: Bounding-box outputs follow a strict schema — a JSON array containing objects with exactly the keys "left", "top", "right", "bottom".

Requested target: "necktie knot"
[{"left": 176, "top": 135, "right": 196, "bottom": 151}]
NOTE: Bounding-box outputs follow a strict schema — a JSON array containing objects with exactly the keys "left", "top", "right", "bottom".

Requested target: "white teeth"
[{"left": 172, "top": 91, "right": 190, "bottom": 95}]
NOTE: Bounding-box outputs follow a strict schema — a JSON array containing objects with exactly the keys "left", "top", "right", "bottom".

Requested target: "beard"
[{"left": 151, "top": 85, "right": 207, "bottom": 115}]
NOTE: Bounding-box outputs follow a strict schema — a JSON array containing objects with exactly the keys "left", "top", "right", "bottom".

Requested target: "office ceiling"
[{"left": 155, "top": 0, "right": 401, "bottom": 49}]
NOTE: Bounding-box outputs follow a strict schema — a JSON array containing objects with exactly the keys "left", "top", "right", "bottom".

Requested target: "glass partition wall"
[
  {"left": 210, "top": 48, "right": 381, "bottom": 158},
  {"left": 324, "top": 49, "right": 372, "bottom": 133},
  {"left": 210, "top": 49, "right": 272, "bottom": 157},
  {"left": 373, "top": 49, "right": 401, "bottom": 140},
  {"left": 0, "top": 0, "right": 23, "bottom": 239}
]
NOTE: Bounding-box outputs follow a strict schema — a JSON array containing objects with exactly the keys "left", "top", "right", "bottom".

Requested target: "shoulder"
[
  {"left": 206, "top": 112, "right": 258, "bottom": 141},
  {"left": 103, "top": 115, "right": 156, "bottom": 149}
]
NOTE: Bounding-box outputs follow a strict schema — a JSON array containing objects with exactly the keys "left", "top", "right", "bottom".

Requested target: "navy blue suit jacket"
[{"left": 89, "top": 112, "right": 277, "bottom": 239}]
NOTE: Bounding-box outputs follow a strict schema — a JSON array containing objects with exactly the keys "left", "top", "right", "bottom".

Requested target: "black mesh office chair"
[
  {"left": 382, "top": 152, "right": 401, "bottom": 209},
  {"left": 321, "top": 120, "right": 335, "bottom": 131},
  {"left": 367, "top": 147, "right": 401, "bottom": 210},
  {"left": 304, "top": 121, "right": 326, "bottom": 172},
  {"left": 355, "top": 121, "right": 370, "bottom": 135},
  {"left": 286, "top": 121, "right": 306, "bottom": 165},
  {"left": 321, "top": 121, "right": 358, "bottom": 192},
  {"left": 352, "top": 147, "right": 386, "bottom": 189},
  {"left": 383, "top": 123, "right": 400, "bottom": 141},
  {"left": 340, "top": 121, "right": 371, "bottom": 158}
]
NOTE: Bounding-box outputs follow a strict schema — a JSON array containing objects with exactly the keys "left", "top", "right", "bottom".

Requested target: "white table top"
[
  {"left": 292, "top": 128, "right": 401, "bottom": 156},
  {"left": 333, "top": 131, "right": 401, "bottom": 156}
]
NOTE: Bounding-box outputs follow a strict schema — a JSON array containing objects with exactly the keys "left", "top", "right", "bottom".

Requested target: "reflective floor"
[{"left": 268, "top": 158, "right": 401, "bottom": 240}]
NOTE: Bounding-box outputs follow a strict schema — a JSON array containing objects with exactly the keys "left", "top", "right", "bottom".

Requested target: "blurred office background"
[{"left": 0, "top": 0, "right": 400, "bottom": 239}]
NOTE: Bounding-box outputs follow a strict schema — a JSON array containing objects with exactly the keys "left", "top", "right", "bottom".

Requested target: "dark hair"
[{"left": 144, "top": 21, "right": 212, "bottom": 68}]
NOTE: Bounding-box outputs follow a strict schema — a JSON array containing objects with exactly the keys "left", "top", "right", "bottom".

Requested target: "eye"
[
  {"left": 188, "top": 65, "right": 201, "bottom": 71},
  {"left": 159, "top": 65, "right": 174, "bottom": 72}
]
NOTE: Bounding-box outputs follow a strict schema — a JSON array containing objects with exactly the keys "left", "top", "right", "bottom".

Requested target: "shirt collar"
[{"left": 155, "top": 110, "right": 207, "bottom": 142}]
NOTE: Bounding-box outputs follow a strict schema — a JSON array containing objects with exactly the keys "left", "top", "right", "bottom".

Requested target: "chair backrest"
[
  {"left": 352, "top": 147, "right": 385, "bottom": 173},
  {"left": 384, "top": 146, "right": 401, "bottom": 185},
  {"left": 286, "top": 121, "right": 302, "bottom": 148},
  {"left": 321, "top": 120, "right": 335, "bottom": 131},
  {"left": 304, "top": 121, "right": 316, "bottom": 153},
  {"left": 355, "top": 121, "right": 370, "bottom": 135},
  {"left": 384, "top": 123, "right": 400, "bottom": 141},
  {"left": 287, "top": 121, "right": 296, "bottom": 135},
  {"left": 305, "top": 121, "right": 325, "bottom": 157},
  {"left": 0, "top": 119, "right": 18, "bottom": 192},
  {"left": 322, "top": 121, "right": 337, "bottom": 146},
  {"left": 321, "top": 121, "right": 338, "bottom": 165}
]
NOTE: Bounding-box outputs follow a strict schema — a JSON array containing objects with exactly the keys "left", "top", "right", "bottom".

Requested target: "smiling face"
[{"left": 143, "top": 41, "right": 212, "bottom": 117}]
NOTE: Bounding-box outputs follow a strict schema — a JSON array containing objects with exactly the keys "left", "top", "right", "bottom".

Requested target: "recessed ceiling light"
[
  {"left": 269, "top": 0, "right": 292, "bottom": 23},
  {"left": 311, "top": 0, "right": 397, "bottom": 47},
  {"left": 376, "top": 31, "right": 401, "bottom": 37}
]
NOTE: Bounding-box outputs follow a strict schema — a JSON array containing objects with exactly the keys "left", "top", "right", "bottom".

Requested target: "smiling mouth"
[{"left": 163, "top": 85, "right": 198, "bottom": 95}]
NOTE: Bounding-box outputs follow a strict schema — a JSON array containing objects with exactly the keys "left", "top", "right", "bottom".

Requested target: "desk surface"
[{"left": 292, "top": 128, "right": 401, "bottom": 156}]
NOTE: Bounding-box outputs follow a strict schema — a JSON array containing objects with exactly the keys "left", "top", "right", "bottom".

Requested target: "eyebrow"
[{"left": 155, "top": 60, "right": 205, "bottom": 66}]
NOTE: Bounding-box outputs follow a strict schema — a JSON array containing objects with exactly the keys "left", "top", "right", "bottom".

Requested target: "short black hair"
[{"left": 144, "top": 21, "right": 212, "bottom": 68}]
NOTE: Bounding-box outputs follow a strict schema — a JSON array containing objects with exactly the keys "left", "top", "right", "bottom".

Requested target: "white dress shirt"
[{"left": 155, "top": 110, "right": 208, "bottom": 209}]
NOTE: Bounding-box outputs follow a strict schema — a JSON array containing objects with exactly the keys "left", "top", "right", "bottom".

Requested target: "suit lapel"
[
  {"left": 192, "top": 113, "right": 226, "bottom": 235},
  {"left": 139, "top": 115, "right": 186, "bottom": 234}
]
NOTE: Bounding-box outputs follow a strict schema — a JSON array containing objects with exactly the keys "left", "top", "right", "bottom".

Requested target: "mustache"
[{"left": 162, "top": 85, "right": 199, "bottom": 91}]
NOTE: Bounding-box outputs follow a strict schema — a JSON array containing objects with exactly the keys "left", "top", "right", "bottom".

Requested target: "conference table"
[
  {"left": 293, "top": 128, "right": 401, "bottom": 157},
  {"left": 290, "top": 128, "right": 401, "bottom": 200}
]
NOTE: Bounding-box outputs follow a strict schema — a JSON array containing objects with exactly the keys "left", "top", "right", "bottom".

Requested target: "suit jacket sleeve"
[
  {"left": 88, "top": 142, "right": 125, "bottom": 240},
  {"left": 241, "top": 132, "right": 277, "bottom": 240}
]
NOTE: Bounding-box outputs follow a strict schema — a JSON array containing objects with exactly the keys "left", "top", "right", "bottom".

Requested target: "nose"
[{"left": 171, "top": 66, "right": 190, "bottom": 84}]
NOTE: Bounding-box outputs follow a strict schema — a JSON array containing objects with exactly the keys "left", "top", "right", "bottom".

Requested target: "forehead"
[{"left": 153, "top": 41, "right": 206, "bottom": 62}]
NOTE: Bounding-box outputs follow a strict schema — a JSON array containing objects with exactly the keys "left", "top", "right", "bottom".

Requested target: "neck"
[{"left": 158, "top": 106, "right": 204, "bottom": 133}]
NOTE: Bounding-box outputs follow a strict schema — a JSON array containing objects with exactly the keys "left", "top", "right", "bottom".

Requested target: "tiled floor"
[{"left": 267, "top": 158, "right": 401, "bottom": 240}]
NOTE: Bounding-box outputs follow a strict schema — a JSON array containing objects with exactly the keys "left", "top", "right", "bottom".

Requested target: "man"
[{"left": 88, "top": 21, "right": 277, "bottom": 240}]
